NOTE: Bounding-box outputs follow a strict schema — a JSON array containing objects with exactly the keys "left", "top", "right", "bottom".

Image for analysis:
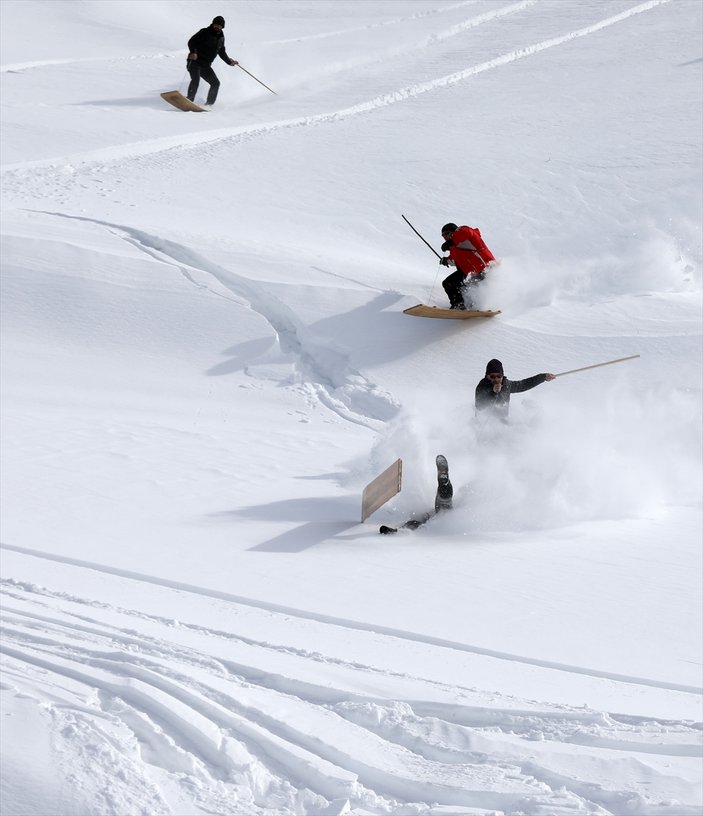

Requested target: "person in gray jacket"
[{"left": 475, "top": 359, "right": 555, "bottom": 420}]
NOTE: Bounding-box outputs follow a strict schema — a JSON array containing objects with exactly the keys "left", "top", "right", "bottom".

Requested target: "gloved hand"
[
  {"left": 441, "top": 240, "right": 453, "bottom": 252},
  {"left": 439, "top": 257, "right": 450, "bottom": 266}
]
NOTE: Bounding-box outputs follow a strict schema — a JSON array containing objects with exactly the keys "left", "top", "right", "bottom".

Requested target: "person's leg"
[
  {"left": 186, "top": 63, "right": 201, "bottom": 101},
  {"left": 442, "top": 270, "right": 466, "bottom": 309},
  {"left": 201, "top": 66, "right": 221, "bottom": 105},
  {"left": 435, "top": 455, "right": 453, "bottom": 512},
  {"left": 463, "top": 272, "right": 485, "bottom": 309},
  {"left": 462, "top": 278, "right": 476, "bottom": 309}
]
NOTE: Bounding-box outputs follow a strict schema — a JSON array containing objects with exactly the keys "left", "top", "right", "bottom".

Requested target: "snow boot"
[{"left": 435, "top": 454, "right": 453, "bottom": 512}]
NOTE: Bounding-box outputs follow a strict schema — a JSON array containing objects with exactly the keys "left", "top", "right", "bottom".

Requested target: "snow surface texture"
[{"left": 1, "top": 1, "right": 701, "bottom": 815}]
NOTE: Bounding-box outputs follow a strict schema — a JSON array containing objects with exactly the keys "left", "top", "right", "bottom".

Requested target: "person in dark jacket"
[
  {"left": 187, "top": 16, "right": 238, "bottom": 106},
  {"left": 475, "top": 359, "right": 555, "bottom": 420},
  {"left": 439, "top": 222, "right": 496, "bottom": 310}
]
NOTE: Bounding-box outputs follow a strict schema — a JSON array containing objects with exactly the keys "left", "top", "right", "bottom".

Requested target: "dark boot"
[{"left": 435, "top": 455, "right": 453, "bottom": 512}]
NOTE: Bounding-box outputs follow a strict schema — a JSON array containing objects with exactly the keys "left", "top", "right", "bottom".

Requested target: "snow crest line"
[
  {"left": 6, "top": 586, "right": 701, "bottom": 748},
  {"left": 2, "top": 541, "right": 699, "bottom": 696},
  {"left": 0, "top": 611, "right": 598, "bottom": 813},
  {"left": 5, "top": 588, "right": 698, "bottom": 815},
  {"left": 334, "top": 0, "right": 671, "bottom": 113},
  {"left": 0, "top": 0, "right": 668, "bottom": 177},
  {"left": 264, "top": 0, "right": 530, "bottom": 45},
  {"left": 29, "top": 209, "right": 399, "bottom": 431},
  {"left": 0, "top": 52, "right": 180, "bottom": 74}
]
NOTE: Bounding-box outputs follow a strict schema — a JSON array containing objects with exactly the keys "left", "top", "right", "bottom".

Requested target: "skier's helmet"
[{"left": 441, "top": 223, "right": 458, "bottom": 236}]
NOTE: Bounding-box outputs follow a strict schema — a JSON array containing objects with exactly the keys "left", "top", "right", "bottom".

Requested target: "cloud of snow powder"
[{"left": 375, "top": 365, "right": 701, "bottom": 533}]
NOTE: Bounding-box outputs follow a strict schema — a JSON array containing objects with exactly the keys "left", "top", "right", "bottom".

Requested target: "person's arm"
[
  {"left": 508, "top": 373, "right": 554, "bottom": 394},
  {"left": 187, "top": 30, "right": 202, "bottom": 59},
  {"left": 218, "top": 36, "right": 237, "bottom": 65}
]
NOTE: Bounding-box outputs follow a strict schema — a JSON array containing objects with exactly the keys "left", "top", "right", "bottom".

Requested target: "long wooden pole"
[
  {"left": 555, "top": 354, "right": 640, "bottom": 378},
  {"left": 401, "top": 214, "right": 442, "bottom": 259},
  {"left": 237, "top": 64, "right": 277, "bottom": 95}
]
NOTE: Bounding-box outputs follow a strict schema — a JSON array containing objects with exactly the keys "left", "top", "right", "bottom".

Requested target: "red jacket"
[{"left": 448, "top": 226, "right": 495, "bottom": 278}]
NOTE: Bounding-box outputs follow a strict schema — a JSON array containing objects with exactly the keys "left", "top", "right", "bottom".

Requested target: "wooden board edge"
[
  {"left": 403, "top": 305, "right": 501, "bottom": 319},
  {"left": 361, "top": 458, "right": 402, "bottom": 522},
  {"left": 160, "top": 90, "right": 207, "bottom": 112}
]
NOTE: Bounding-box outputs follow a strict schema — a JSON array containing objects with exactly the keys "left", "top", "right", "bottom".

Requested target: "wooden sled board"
[
  {"left": 160, "top": 90, "right": 207, "bottom": 112},
  {"left": 361, "top": 458, "right": 402, "bottom": 522},
  {"left": 404, "top": 305, "right": 501, "bottom": 319}
]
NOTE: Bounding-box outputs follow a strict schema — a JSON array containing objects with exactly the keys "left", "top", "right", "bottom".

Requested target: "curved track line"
[
  {"left": 0, "top": 0, "right": 668, "bottom": 178},
  {"left": 7, "top": 594, "right": 701, "bottom": 753},
  {"left": 263, "top": 0, "right": 524, "bottom": 45},
  {"left": 2, "top": 541, "right": 699, "bottom": 695},
  {"left": 0, "top": 52, "right": 180, "bottom": 74},
  {"left": 23, "top": 209, "right": 399, "bottom": 430}
]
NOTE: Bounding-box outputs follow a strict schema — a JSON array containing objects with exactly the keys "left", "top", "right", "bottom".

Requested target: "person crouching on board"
[
  {"left": 439, "top": 223, "right": 496, "bottom": 310},
  {"left": 187, "top": 16, "right": 238, "bottom": 106},
  {"left": 475, "top": 359, "right": 555, "bottom": 422}
]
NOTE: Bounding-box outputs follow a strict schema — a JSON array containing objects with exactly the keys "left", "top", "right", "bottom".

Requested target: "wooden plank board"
[
  {"left": 160, "top": 90, "right": 207, "bottom": 112},
  {"left": 361, "top": 459, "right": 402, "bottom": 522},
  {"left": 404, "top": 305, "right": 501, "bottom": 319}
]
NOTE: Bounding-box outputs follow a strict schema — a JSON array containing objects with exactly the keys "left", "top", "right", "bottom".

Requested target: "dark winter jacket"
[
  {"left": 188, "top": 26, "right": 232, "bottom": 67},
  {"left": 475, "top": 374, "right": 548, "bottom": 419}
]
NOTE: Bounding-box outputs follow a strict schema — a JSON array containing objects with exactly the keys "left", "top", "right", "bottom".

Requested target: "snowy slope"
[{"left": 1, "top": 1, "right": 701, "bottom": 814}]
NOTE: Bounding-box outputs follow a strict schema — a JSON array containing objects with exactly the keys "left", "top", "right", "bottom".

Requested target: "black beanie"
[
  {"left": 212, "top": 15, "right": 225, "bottom": 27},
  {"left": 441, "top": 223, "right": 458, "bottom": 235},
  {"left": 486, "top": 359, "right": 504, "bottom": 376}
]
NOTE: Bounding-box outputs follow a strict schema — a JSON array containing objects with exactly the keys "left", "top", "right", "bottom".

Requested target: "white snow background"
[{"left": 1, "top": 1, "right": 702, "bottom": 815}]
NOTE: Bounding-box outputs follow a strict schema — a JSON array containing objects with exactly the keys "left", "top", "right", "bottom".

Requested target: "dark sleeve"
[
  {"left": 188, "top": 29, "right": 203, "bottom": 52},
  {"left": 218, "top": 35, "right": 231, "bottom": 62},
  {"left": 475, "top": 379, "right": 495, "bottom": 411},
  {"left": 507, "top": 373, "right": 547, "bottom": 394}
]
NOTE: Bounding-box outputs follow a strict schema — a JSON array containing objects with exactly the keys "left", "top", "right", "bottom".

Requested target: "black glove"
[
  {"left": 439, "top": 257, "right": 450, "bottom": 266},
  {"left": 441, "top": 239, "right": 453, "bottom": 251}
]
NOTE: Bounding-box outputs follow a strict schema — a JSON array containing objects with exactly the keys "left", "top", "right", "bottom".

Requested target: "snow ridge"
[
  {"left": 31, "top": 210, "right": 400, "bottom": 430},
  {"left": 3, "top": 571, "right": 701, "bottom": 816}
]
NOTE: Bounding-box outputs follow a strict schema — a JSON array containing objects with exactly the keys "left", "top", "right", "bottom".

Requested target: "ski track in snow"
[
  {"left": 257, "top": 0, "right": 537, "bottom": 61},
  {"left": 0, "top": 0, "right": 669, "bottom": 188},
  {"left": 0, "top": 0, "right": 675, "bottom": 442},
  {"left": 2, "top": 1, "right": 700, "bottom": 814},
  {"left": 0, "top": 0, "right": 522, "bottom": 74},
  {"left": 257, "top": 0, "right": 484, "bottom": 46},
  {"left": 1, "top": 563, "right": 701, "bottom": 816},
  {"left": 3, "top": 542, "right": 702, "bottom": 697},
  {"left": 21, "top": 209, "right": 400, "bottom": 432}
]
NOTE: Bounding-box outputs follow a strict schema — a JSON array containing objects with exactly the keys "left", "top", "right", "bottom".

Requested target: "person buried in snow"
[{"left": 439, "top": 222, "right": 496, "bottom": 310}]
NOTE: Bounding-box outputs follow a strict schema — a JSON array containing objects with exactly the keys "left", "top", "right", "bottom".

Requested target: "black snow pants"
[
  {"left": 442, "top": 269, "right": 485, "bottom": 309},
  {"left": 442, "top": 270, "right": 467, "bottom": 309},
  {"left": 187, "top": 62, "right": 220, "bottom": 105}
]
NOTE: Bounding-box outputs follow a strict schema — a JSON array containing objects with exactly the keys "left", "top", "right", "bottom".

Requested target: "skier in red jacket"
[{"left": 439, "top": 223, "right": 495, "bottom": 309}]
